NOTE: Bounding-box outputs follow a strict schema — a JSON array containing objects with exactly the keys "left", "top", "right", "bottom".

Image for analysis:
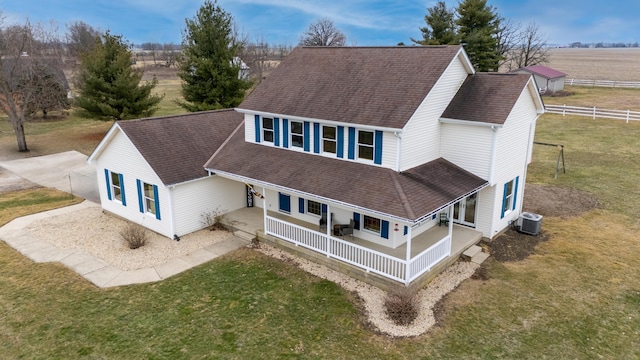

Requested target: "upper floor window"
[
  {"left": 291, "top": 121, "right": 304, "bottom": 148},
  {"left": 322, "top": 126, "right": 336, "bottom": 154},
  {"left": 358, "top": 130, "right": 374, "bottom": 161},
  {"left": 262, "top": 118, "right": 274, "bottom": 143}
]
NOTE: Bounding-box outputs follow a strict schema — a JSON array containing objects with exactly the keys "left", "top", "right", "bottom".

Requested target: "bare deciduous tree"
[
  {"left": 299, "top": 18, "right": 346, "bottom": 47},
  {"left": 66, "top": 21, "right": 100, "bottom": 59},
  {"left": 509, "top": 22, "right": 550, "bottom": 70},
  {"left": 0, "top": 18, "right": 67, "bottom": 152}
]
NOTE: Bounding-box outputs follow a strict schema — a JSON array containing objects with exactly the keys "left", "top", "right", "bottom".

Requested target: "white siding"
[
  {"left": 487, "top": 86, "right": 539, "bottom": 238},
  {"left": 474, "top": 186, "right": 496, "bottom": 238},
  {"left": 400, "top": 56, "right": 470, "bottom": 171},
  {"left": 172, "top": 176, "right": 246, "bottom": 236},
  {"left": 440, "top": 123, "right": 493, "bottom": 179},
  {"left": 382, "top": 131, "right": 398, "bottom": 170},
  {"left": 94, "top": 130, "right": 172, "bottom": 237},
  {"left": 244, "top": 113, "right": 256, "bottom": 142}
]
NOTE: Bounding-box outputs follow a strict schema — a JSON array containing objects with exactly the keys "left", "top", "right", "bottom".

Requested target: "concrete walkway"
[{"left": 0, "top": 201, "right": 247, "bottom": 288}]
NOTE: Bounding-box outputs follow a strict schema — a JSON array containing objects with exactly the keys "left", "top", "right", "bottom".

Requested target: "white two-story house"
[{"left": 89, "top": 45, "right": 544, "bottom": 287}]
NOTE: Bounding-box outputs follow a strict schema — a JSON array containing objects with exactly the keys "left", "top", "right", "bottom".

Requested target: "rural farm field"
[
  {"left": 546, "top": 47, "right": 640, "bottom": 81},
  {"left": 1, "top": 49, "right": 640, "bottom": 358}
]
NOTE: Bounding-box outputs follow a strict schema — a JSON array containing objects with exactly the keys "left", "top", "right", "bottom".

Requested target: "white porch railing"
[
  {"left": 265, "top": 216, "right": 450, "bottom": 284},
  {"left": 406, "top": 235, "right": 451, "bottom": 283}
]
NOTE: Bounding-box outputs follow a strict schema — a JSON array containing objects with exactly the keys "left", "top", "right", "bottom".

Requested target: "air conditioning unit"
[{"left": 517, "top": 212, "right": 543, "bottom": 235}]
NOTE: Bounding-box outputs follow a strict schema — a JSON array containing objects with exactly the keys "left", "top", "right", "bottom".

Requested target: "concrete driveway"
[{"left": 0, "top": 151, "right": 99, "bottom": 203}]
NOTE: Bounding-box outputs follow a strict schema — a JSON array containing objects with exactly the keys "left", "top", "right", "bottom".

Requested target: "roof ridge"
[
  {"left": 203, "top": 119, "right": 245, "bottom": 168},
  {"left": 117, "top": 108, "right": 235, "bottom": 125},
  {"left": 389, "top": 171, "right": 416, "bottom": 219}
]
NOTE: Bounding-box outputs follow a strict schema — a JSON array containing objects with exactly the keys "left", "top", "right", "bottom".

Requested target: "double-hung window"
[
  {"left": 501, "top": 177, "right": 519, "bottom": 218},
  {"left": 358, "top": 130, "right": 374, "bottom": 161},
  {"left": 322, "top": 126, "right": 337, "bottom": 154},
  {"left": 137, "top": 180, "right": 160, "bottom": 220},
  {"left": 263, "top": 117, "right": 274, "bottom": 143},
  {"left": 291, "top": 121, "right": 304, "bottom": 148},
  {"left": 105, "top": 169, "right": 126, "bottom": 205}
]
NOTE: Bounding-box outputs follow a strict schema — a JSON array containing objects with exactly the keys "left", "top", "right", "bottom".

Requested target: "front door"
[{"left": 452, "top": 193, "right": 477, "bottom": 227}]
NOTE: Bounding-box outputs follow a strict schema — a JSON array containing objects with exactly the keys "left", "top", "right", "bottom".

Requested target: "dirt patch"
[
  {"left": 523, "top": 184, "right": 599, "bottom": 219},
  {"left": 78, "top": 130, "right": 110, "bottom": 142}
]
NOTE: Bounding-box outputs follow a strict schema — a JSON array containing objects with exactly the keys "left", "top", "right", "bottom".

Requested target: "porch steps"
[{"left": 462, "top": 245, "right": 490, "bottom": 264}]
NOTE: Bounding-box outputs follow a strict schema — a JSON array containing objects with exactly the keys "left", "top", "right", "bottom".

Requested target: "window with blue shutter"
[
  {"left": 105, "top": 169, "right": 126, "bottom": 205},
  {"left": 254, "top": 115, "right": 261, "bottom": 143},
  {"left": 137, "top": 180, "right": 160, "bottom": 220},
  {"left": 283, "top": 119, "right": 289, "bottom": 148},
  {"left": 337, "top": 126, "right": 344, "bottom": 158},
  {"left": 313, "top": 123, "right": 320, "bottom": 153},
  {"left": 501, "top": 177, "right": 517, "bottom": 218},
  {"left": 513, "top": 176, "right": 519, "bottom": 211},
  {"left": 321, "top": 204, "right": 328, "bottom": 214},
  {"left": 374, "top": 130, "right": 383, "bottom": 165},
  {"left": 119, "top": 173, "right": 126, "bottom": 206},
  {"left": 348, "top": 127, "right": 356, "bottom": 160}
]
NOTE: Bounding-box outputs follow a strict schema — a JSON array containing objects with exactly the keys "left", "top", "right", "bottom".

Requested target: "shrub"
[
  {"left": 384, "top": 286, "right": 420, "bottom": 326},
  {"left": 201, "top": 207, "right": 227, "bottom": 231},
  {"left": 119, "top": 222, "right": 149, "bottom": 249}
]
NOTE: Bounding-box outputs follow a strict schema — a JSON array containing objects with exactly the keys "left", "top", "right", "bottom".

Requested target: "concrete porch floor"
[{"left": 222, "top": 207, "right": 482, "bottom": 260}]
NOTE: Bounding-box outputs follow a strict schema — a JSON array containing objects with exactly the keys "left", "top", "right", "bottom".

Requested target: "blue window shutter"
[
  {"left": 153, "top": 185, "right": 161, "bottom": 220},
  {"left": 303, "top": 122, "right": 310, "bottom": 152},
  {"left": 374, "top": 130, "right": 383, "bottom": 165},
  {"left": 381, "top": 220, "right": 389, "bottom": 239},
  {"left": 501, "top": 182, "right": 508, "bottom": 219},
  {"left": 348, "top": 127, "right": 356, "bottom": 160},
  {"left": 137, "top": 180, "right": 144, "bottom": 213},
  {"left": 274, "top": 117, "right": 280, "bottom": 147},
  {"left": 119, "top": 173, "right": 126, "bottom": 206},
  {"left": 337, "top": 126, "right": 344, "bottom": 158},
  {"left": 278, "top": 192, "right": 291, "bottom": 213},
  {"left": 283, "top": 119, "right": 289, "bottom": 148},
  {"left": 353, "top": 212, "right": 360, "bottom": 230},
  {"left": 404, "top": 226, "right": 408, "bottom": 235},
  {"left": 298, "top": 197, "right": 305, "bottom": 213},
  {"left": 313, "top": 123, "right": 320, "bottom": 153},
  {"left": 513, "top": 176, "right": 519, "bottom": 210},
  {"left": 254, "top": 115, "right": 261, "bottom": 143},
  {"left": 104, "top": 169, "right": 112, "bottom": 200},
  {"left": 321, "top": 204, "right": 328, "bottom": 214}
]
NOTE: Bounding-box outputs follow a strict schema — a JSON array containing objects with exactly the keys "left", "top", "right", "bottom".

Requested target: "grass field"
[{"left": 543, "top": 86, "right": 640, "bottom": 111}]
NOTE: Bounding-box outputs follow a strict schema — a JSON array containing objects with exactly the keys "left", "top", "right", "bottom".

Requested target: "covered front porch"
[{"left": 222, "top": 206, "right": 482, "bottom": 287}]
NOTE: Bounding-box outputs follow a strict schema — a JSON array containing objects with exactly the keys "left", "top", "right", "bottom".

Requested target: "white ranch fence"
[
  {"left": 565, "top": 79, "right": 640, "bottom": 88},
  {"left": 265, "top": 216, "right": 450, "bottom": 284},
  {"left": 545, "top": 104, "right": 640, "bottom": 123}
]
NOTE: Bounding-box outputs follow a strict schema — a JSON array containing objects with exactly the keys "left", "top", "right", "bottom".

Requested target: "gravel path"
[
  {"left": 28, "top": 207, "right": 233, "bottom": 271},
  {"left": 27, "top": 206, "right": 479, "bottom": 337}
]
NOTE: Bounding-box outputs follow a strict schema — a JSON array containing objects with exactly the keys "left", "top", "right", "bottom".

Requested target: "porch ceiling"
[{"left": 204, "top": 131, "right": 487, "bottom": 222}]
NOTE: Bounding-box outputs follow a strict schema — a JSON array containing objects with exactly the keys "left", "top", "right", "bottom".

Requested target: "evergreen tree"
[
  {"left": 412, "top": 1, "right": 458, "bottom": 45},
  {"left": 177, "top": 0, "right": 251, "bottom": 111},
  {"left": 456, "top": 0, "right": 501, "bottom": 71},
  {"left": 74, "top": 31, "right": 162, "bottom": 120}
]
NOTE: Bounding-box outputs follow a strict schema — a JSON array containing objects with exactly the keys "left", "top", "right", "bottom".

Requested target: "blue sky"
[{"left": 1, "top": 0, "right": 638, "bottom": 46}]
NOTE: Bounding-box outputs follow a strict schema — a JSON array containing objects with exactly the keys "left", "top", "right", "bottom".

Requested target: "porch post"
[
  {"left": 262, "top": 186, "right": 267, "bottom": 234},
  {"left": 326, "top": 204, "right": 331, "bottom": 257},
  {"left": 447, "top": 205, "right": 453, "bottom": 255},
  {"left": 405, "top": 225, "right": 412, "bottom": 284}
]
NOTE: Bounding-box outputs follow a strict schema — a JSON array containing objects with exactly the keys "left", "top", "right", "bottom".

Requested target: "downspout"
[
  {"left": 488, "top": 125, "right": 499, "bottom": 185},
  {"left": 394, "top": 132, "right": 402, "bottom": 172}
]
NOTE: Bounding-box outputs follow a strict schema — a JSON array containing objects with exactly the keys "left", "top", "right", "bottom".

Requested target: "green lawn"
[{"left": 2, "top": 92, "right": 640, "bottom": 357}]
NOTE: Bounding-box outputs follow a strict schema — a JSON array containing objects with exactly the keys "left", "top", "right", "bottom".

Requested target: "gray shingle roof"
[
  {"left": 117, "top": 109, "right": 243, "bottom": 185},
  {"left": 441, "top": 73, "right": 533, "bottom": 124},
  {"left": 238, "top": 46, "right": 464, "bottom": 129},
  {"left": 204, "top": 131, "right": 487, "bottom": 222}
]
